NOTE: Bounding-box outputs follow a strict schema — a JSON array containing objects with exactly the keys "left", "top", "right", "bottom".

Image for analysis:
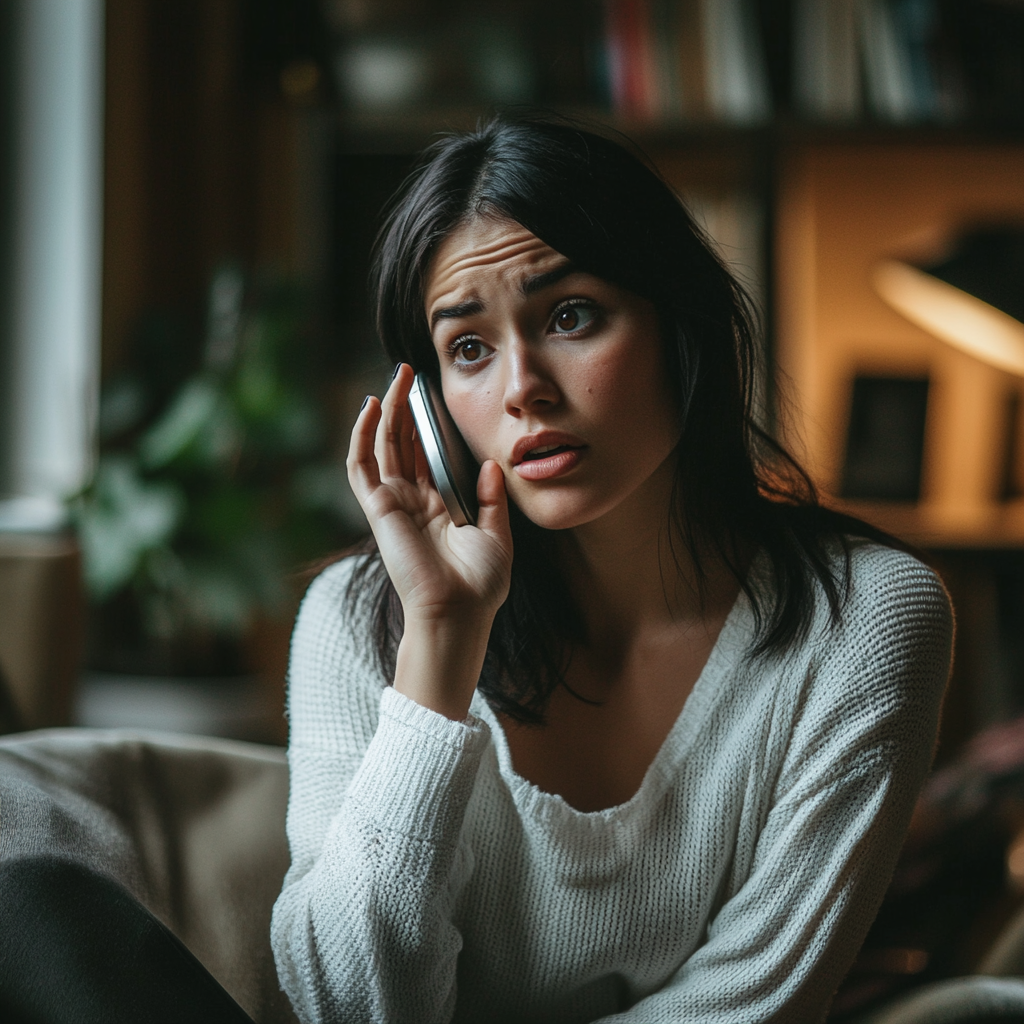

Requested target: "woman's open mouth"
[{"left": 514, "top": 444, "right": 585, "bottom": 481}]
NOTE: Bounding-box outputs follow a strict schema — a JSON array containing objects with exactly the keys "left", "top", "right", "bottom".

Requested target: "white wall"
[{"left": 0, "top": 0, "right": 104, "bottom": 531}]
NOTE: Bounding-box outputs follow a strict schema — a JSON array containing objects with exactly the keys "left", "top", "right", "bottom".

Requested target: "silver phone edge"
[{"left": 408, "top": 376, "right": 473, "bottom": 528}]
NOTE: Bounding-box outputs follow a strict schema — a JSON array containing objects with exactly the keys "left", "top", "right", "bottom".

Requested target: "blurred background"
[{"left": 1, "top": 0, "right": 1024, "bottom": 1016}]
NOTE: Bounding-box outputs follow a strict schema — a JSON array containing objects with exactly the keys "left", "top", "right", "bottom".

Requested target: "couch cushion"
[{"left": 0, "top": 728, "right": 295, "bottom": 1024}]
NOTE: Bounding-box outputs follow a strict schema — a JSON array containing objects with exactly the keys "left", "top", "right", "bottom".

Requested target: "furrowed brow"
[
  {"left": 430, "top": 299, "right": 484, "bottom": 330},
  {"left": 521, "top": 262, "right": 577, "bottom": 296}
]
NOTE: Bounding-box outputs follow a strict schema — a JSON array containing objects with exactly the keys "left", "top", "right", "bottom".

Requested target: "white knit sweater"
[{"left": 271, "top": 542, "right": 953, "bottom": 1024}]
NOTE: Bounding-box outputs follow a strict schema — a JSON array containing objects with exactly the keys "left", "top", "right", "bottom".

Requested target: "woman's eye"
[
  {"left": 452, "top": 339, "right": 489, "bottom": 364},
  {"left": 552, "top": 303, "right": 596, "bottom": 334}
]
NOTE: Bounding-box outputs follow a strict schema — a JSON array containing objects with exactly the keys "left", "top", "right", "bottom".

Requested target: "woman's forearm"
[{"left": 273, "top": 686, "right": 489, "bottom": 1024}]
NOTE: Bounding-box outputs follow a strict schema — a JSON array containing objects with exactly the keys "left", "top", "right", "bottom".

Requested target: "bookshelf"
[{"left": 327, "top": 0, "right": 1024, "bottom": 133}]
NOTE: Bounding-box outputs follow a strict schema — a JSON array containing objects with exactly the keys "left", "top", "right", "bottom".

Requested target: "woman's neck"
[
  {"left": 558, "top": 458, "right": 742, "bottom": 648},
  {"left": 503, "top": 459, "right": 746, "bottom": 810}
]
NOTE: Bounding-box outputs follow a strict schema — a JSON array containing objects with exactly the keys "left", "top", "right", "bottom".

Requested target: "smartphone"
[{"left": 408, "top": 372, "right": 479, "bottom": 527}]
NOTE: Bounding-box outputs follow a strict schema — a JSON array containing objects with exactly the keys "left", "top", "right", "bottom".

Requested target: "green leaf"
[
  {"left": 139, "top": 378, "right": 220, "bottom": 469},
  {"left": 180, "top": 558, "right": 255, "bottom": 632},
  {"left": 76, "top": 457, "right": 184, "bottom": 599}
]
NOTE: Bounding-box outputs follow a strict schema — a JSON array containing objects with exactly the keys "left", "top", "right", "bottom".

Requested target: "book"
[
  {"left": 605, "top": 0, "right": 770, "bottom": 123},
  {"left": 793, "top": 0, "right": 861, "bottom": 119},
  {"left": 676, "top": 0, "right": 709, "bottom": 119},
  {"left": 702, "top": 0, "right": 771, "bottom": 122},
  {"left": 606, "top": 0, "right": 659, "bottom": 119},
  {"left": 860, "top": 0, "right": 917, "bottom": 122},
  {"left": 652, "top": 0, "right": 684, "bottom": 119}
]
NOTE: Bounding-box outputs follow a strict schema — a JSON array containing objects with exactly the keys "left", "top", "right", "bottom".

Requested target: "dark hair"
[{"left": 346, "top": 114, "right": 894, "bottom": 723}]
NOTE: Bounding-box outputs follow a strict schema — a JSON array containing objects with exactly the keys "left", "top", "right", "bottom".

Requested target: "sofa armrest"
[{"left": 0, "top": 728, "right": 295, "bottom": 1024}]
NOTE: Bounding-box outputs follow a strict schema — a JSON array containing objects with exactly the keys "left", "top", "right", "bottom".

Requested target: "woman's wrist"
[{"left": 393, "top": 613, "right": 494, "bottom": 721}]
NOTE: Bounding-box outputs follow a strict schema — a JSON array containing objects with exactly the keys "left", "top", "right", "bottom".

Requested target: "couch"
[
  {"left": 0, "top": 728, "right": 295, "bottom": 1024},
  {"left": 4, "top": 726, "right": 1024, "bottom": 1024}
]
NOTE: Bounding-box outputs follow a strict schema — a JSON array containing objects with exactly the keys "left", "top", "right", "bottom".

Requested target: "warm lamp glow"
[{"left": 873, "top": 259, "right": 1024, "bottom": 376}]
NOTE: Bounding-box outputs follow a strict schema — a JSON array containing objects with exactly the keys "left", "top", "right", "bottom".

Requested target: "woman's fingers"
[
  {"left": 346, "top": 395, "right": 382, "bottom": 499},
  {"left": 412, "top": 422, "right": 432, "bottom": 485},
  {"left": 397, "top": 399, "right": 416, "bottom": 481},
  {"left": 347, "top": 365, "right": 446, "bottom": 528},
  {"left": 474, "top": 460, "right": 512, "bottom": 549},
  {"left": 376, "top": 364, "right": 416, "bottom": 483}
]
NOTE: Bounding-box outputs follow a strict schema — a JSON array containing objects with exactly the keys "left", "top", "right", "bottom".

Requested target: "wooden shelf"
[
  {"left": 336, "top": 104, "right": 1024, "bottom": 153},
  {"left": 831, "top": 499, "right": 1024, "bottom": 550},
  {"left": 336, "top": 104, "right": 771, "bottom": 153}
]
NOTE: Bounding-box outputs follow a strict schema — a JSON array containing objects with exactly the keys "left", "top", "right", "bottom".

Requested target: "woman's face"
[{"left": 424, "top": 215, "right": 680, "bottom": 532}]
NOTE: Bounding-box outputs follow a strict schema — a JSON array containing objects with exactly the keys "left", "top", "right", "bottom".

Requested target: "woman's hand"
[{"left": 346, "top": 363, "right": 513, "bottom": 719}]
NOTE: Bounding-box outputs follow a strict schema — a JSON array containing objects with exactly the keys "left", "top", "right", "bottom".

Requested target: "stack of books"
[
  {"left": 603, "top": 0, "right": 771, "bottom": 122},
  {"left": 600, "top": 0, "right": 1024, "bottom": 126}
]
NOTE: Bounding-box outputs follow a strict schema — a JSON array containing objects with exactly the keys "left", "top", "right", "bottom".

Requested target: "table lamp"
[{"left": 873, "top": 227, "right": 1024, "bottom": 376}]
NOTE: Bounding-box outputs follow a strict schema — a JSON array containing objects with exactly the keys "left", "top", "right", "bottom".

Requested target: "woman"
[{"left": 271, "top": 117, "right": 953, "bottom": 1023}]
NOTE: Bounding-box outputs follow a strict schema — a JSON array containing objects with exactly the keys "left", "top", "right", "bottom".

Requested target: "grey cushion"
[
  {"left": 0, "top": 728, "right": 295, "bottom": 1024},
  {"left": 854, "top": 977, "right": 1024, "bottom": 1023},
  {"left": 979, "top": 901, "right": 1024, "bottom": 979}
]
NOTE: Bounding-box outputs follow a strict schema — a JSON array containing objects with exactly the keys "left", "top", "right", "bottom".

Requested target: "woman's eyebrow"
[
  {"left": 521, "top": 262, "right": 578, "bottom": 296},
  {"left": 430, "top": 299, "right": 484, "bottom": 329},
  {"left": 429, "top": 262, "right": 578, "bottom": 329}
]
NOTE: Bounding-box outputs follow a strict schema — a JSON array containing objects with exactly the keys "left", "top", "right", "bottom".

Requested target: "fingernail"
[
  {"left": 390, "top": 361, "right": 403, "bottom": 384},
  {"left": 360, "top": 395, "right": 370, "bottom": 412}
]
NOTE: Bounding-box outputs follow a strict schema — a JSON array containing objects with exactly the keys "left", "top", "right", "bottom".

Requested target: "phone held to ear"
[{"left": 408, "top": 373, "right": 479, "bottom": 527}]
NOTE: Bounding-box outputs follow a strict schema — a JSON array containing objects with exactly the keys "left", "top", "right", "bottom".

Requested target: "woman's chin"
[{"left": 511, "top": 492, "right": 607, "bottom": 532}]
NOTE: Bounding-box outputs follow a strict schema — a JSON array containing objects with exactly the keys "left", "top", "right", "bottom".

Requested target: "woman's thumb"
[{"left": 475, "top": 461, "right": 511, "bottom": 544}]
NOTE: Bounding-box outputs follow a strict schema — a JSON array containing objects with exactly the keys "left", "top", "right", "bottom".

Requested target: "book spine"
[
  {"left": 605, "top": 0, "right": 655, "bottom": 118},
  {"left": 652, "top": 0, "right": 683, "bottom": 120},
  {"left": 700, "top": 0, "right": 770, "bottom": 123},
  {"left": 860, "top": 0, "right": 916, "bottom": 122},
  {"left": 676, "top": 0, "right": 708, "bottom": 119},
  {"left": 793, "top": 0, "right": 861, "bottom": 120}
]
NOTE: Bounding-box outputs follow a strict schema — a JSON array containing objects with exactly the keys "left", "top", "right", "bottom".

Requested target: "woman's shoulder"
[
  {"left": 761, "top": 541, "right": 954, "bottom": 835},
  {"left": 751, "top": 536, "right": 951, "bottom": 657},
  {"left": 295, "top": 554, "right": 377, "bottom": 638},
  {"left": 840, "top": 539, "right": 951, "bottom": 633},
  {"left": 807, "top": 538, "right": 953, "bottom": 703},
  {"left": 300, "top": 553, "right": 363, "bottom": 608},
  {"left": 290, "top": 554, "right": 384, "bottom": 696}
]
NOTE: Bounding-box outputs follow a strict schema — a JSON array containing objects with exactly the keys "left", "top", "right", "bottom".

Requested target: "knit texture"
[{"left": 271, "top": 542, "right": 953, "bottom": 1023}]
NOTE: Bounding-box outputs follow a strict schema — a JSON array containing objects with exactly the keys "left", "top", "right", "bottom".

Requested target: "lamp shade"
[{"left": 873, "top": 228, "right": 1024, "bottom": 376}]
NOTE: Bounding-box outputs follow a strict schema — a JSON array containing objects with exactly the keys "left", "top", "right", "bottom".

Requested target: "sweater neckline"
[{"left": 473, "top": 583, "right": 753, "bottom": 830}]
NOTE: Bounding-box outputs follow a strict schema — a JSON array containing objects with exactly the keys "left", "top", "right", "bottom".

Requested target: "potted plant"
[{"left": 72, "top": 266, "right": 352, "bottom": 739}]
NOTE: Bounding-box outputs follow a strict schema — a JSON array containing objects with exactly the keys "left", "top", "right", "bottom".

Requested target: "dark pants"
[{"left": 0, "top": 857, "right": 255, "bottom": 1024}]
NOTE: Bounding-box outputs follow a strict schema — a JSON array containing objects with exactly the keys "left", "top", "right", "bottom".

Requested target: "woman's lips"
[{"left": 513, "top": 447, "right": 584, "bottom": 480}]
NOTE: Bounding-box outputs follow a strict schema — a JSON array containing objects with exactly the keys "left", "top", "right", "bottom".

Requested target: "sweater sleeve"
[
  {"left": 270, "top": 559, "right": 491, "bottom": 1024},
  {"left": 598, "top": 549, "right": 954, "bottom": 1024}
]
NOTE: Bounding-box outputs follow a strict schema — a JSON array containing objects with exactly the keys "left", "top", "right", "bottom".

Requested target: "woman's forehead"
[{"left": 424, "top": 216, "right": 567, "bottom": 314}]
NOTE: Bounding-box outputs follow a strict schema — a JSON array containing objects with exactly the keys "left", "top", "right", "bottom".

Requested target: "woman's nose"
[{"left": 502, "top": 340, "right": 560, "bottom": 417}]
